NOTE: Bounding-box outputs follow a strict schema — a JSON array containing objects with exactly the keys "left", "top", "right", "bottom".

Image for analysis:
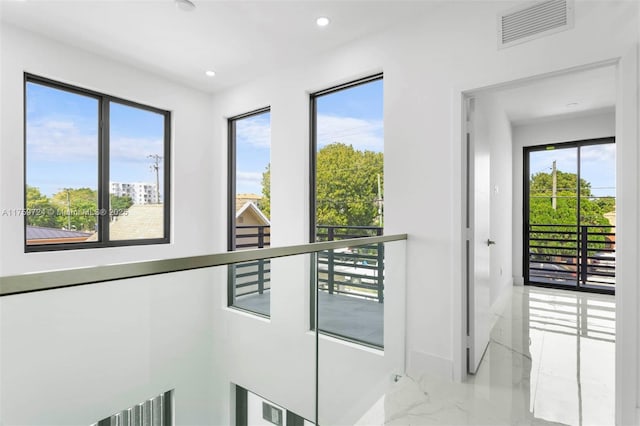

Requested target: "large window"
[
  {"left": 310, "top": 74, "right": 384, "bottom": 347},
  {"left": 227, "top": 108, "right": 271, "bottom": 316},
  {"left": 24, "top": 74, "right": 170, "bottom": 251}
]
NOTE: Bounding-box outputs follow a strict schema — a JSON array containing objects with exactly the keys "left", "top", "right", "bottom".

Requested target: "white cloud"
[
  {"left": 581, "top": 143, "right": 615, "bottom": 164},
  {"left": 317, "top": 115, "right": 383, "bottom": 152},
  {"left": 237, "top": 171, "right": 262, "bottom": 186},
  {"left": 236, "top": 116, "right": 271, "bottom": 149},
  {"left": 110, "top": 137, "right": 164, "bottom": 163},
  {"left": 26, "top": 119, "right": 98, "bottom": 160},
  {"left": 26, "top": 119, "right": 163, "bottom": 164}
]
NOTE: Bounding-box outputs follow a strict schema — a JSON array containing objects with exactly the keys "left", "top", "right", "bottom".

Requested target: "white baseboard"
[{"left": 406, "top": 350, "right": 454, "bottom": 382}]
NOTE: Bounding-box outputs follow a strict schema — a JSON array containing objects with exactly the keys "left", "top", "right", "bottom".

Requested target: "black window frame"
[
  {"left": 308, "top": 73, "right": 383, "bottom": 243},
  {"left": 227, "top": 106, "right": 271, "bottom": 315},
  {"left": 227, "top": 106, "right": 271, "bottom": 251},
  {"left": 23, "top": 73, "right": 171, "bottom": 252},
  {"left": 522, "top": 137, "right": 615, "bottom": 295},
  {"left": 308, "top": 73, "right": 385, "bottom": 347}
]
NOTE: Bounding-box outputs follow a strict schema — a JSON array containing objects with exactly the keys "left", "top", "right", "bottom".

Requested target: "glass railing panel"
[
  {"left": 315, "top": 241, "right": 385, "bottom": 348},
  {"left": 317, "top": 239, "right": 406, "bottom": 425},
  {"left": 228, "top": 259, "right": 271, "bottom": 317},
  {"left": 0, "top": 233, "right": 407, "bottom": 426},
  {"left": 230, "top": 252, "right": 316, "bottom": 425}
]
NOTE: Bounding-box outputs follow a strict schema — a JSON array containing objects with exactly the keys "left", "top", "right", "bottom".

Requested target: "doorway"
[
  {"left": 462, "top": 63, "right": 617, "bottom": 380},
  {"left": 524, "top": 139, "right": 616, "bottom": 294}
]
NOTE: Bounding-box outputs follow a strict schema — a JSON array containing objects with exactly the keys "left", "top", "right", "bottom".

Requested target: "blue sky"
[
  {"left": 27, "top": 79, "right": 383, "bottom": 198},
  {"left": 26, "top": 82, "right": 165, "bottom": 197},
  {"left": 529, "top": 144, "right": 616, "bottom": 198},
  {"left": 235, "top": 111, "right": 271, "bottom": 195},
  {"left": 234, "top": 79, "right": 384, "bottom": 195}
]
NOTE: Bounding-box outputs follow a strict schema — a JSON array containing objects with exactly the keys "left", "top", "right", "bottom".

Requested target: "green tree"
[
  {"left": 529, "top": 170, "right": 613, "bottom": 256},
  {"left": 258, "top": 164, "right": 271, "bottom": 218},
  {"left": 51, "top": 188, "right": 98, "bottom": 231},
  {"left": 316, "top": 143, "right": 383, "bottom": 226},
  {"left": 529, "top": 170, "right": 611, "bottom": 226},
  {"left": 259, "top": 143, "right": 384, "bottom": 227},
  {"left": 110, "top": 194, "right": 133, "bottom": 216},
  {"left": 25, "top": 186, "right": 57, "bottom": 228}
]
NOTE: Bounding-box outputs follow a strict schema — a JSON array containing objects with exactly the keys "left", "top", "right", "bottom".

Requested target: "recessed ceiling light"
[
  {"left": 316, "top": 17, "right": 330, "bottom": 27},
  {"left": 205, "top": 70, "right": 216, "bottom": 77},
  {"left": 175, "top": 0, "right": 196, "bottom": 12}
]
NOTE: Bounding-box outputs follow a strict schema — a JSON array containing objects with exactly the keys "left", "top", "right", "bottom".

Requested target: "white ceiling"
[
  {"left": 481, "top": 65, "right": 616, "bottom": 125},
  {"left": 0, "top": 0, "right": 440, "bottom": 93}
]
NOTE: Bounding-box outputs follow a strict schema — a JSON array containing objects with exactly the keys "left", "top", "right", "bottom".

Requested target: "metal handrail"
[{"left": 0, "top": 233, "right": 407, "bottom": 296}]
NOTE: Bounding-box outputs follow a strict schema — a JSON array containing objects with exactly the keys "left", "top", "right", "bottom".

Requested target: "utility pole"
[
  {"left": 64, "top": 188, "right": 72, "bottom": 229},
  {"left": 148, "top": 154, "right": 162, "bottom": 204},
  {"left": 552, "top": 160, "right": 557, "bottom": 210}
]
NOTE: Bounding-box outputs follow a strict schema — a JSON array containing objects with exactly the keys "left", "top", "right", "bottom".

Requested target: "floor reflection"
[
  {"left": 525, "top": 287, "right": 615, "bottom": 425},
  {"left": 356, "top": 286, "right": 615, "bottom": 425}
]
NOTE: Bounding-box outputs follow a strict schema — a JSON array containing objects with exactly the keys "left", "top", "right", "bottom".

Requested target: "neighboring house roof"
[
  {"left": 235, "top": 194, "right": 262, "bottom": 213},
  {"left": 108, "top": 204, "right": 164, "bottom": 240},
  {"left": 236, "top": 201, "right": 270, "bottom": 225},
  {"left": 26, "top": 226, "right": 93, "bottom": 240}
]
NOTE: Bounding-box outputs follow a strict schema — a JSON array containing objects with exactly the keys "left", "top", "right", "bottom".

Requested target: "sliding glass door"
[{"left": 524, "top": 138, "right": 615, "bottom": 293}]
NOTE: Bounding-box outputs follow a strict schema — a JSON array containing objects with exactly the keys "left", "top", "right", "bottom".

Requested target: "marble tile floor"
[{"left": 356, "top": 286, "right": 615, "bottom": 425}]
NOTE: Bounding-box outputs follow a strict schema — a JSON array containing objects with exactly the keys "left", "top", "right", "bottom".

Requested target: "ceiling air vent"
[{"left": 498, "top": 0, "right": 574, "bottom": 49}]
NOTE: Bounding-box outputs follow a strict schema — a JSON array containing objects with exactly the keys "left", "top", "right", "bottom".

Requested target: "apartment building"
[{"left": 111, "top": 182, "right": 160, "bottom": 205}]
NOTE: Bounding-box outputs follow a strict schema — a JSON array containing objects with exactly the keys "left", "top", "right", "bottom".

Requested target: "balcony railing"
[
  {"left": 229, "top": 225, "right": 385, "bottom": 315},
  {"left": 235, "top": 224, "right": 270, "bottom": 249},
  {"left": 229, "top": 225, "right": 271, "bottom": 312},
  {"left": 528, "top": 224, "right": 615, "bottom": 290},
  {"left": 316, "top": 225, "right": 384, "bottom": 303}
]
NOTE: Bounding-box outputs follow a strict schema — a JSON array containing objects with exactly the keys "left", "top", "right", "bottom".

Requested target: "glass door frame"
[{"left": 523, "top": 137, "right": 615, "bottom": 295}]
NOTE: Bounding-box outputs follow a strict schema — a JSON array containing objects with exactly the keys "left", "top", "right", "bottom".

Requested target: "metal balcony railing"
[
  {"left": 230, "top": 225, "right": 271, "bottom": 300},
  {"left": 527, "top": 224, "right": 615, "bottom": 290},
  {"left": 316, "top": 225, "right": 384, "bottom": 303},
  {"left": 230, "top": 225, "right": 385, "bottom": 304},
  {"left": 235, "top": 224, "right": 270, "bottom": 250}
]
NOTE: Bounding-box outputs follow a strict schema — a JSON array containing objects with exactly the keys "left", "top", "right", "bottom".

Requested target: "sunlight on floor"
[{"left": 356, "top": 286, "right": 615, "bottom": 425}]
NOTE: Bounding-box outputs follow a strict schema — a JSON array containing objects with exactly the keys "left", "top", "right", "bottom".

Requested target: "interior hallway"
[{"left": 357, "top": 286, "right": 615, "bottom": 425}]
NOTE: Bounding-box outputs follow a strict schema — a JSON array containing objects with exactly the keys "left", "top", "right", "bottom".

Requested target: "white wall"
[
  {"left": 511, "top": 109, "right": 616, "bottom": 284},
  {"left": 207, "top": 1, "right": 638, "bottom": 423},
  {"left": 0, "top": 24, "right": 217, "bottom": 275},
  {"left": 0, "top": 25, "right": 219, "bottom": 425}
]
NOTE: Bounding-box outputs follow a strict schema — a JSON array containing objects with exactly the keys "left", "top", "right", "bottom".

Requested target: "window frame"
[
  {"left": 227, "top": 106, "right": 271, "bottom": 313},
  {"left": 226, "top": 106, "right": 271, "bottom": 251},
  {"left": 308, "top": 73, "right": 384, "bottom": 243},
  {"left": 308, "top": 73, "right": 385, "bottom": 346},
  {"left": 23, "top": 73, "right": 171, "bottom": 252}
]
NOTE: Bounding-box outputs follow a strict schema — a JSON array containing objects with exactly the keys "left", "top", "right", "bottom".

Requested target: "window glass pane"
[
  {"left": 234, "top": 110, "right": 271, "bottom": 248},
  {"left": 25, "top": 82, "right": 99, "bottom": 246},
  {"left": 579, "top": 143, "right": 616, "bottom": 290},
  {"left": 315, "top": 78, "right": 384, "bottom": 237},
  {"left": 109, "top": 101, "right": 165, "bottom": 241},
  {"left": 527, "top": 147, "right": 579, "bottom": 287},
  {"left": 313, "top": 77, "right": 384, "bottom": 347},
  {"left": 229, "top": 110, "right": 271, "bottom": 317}
]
